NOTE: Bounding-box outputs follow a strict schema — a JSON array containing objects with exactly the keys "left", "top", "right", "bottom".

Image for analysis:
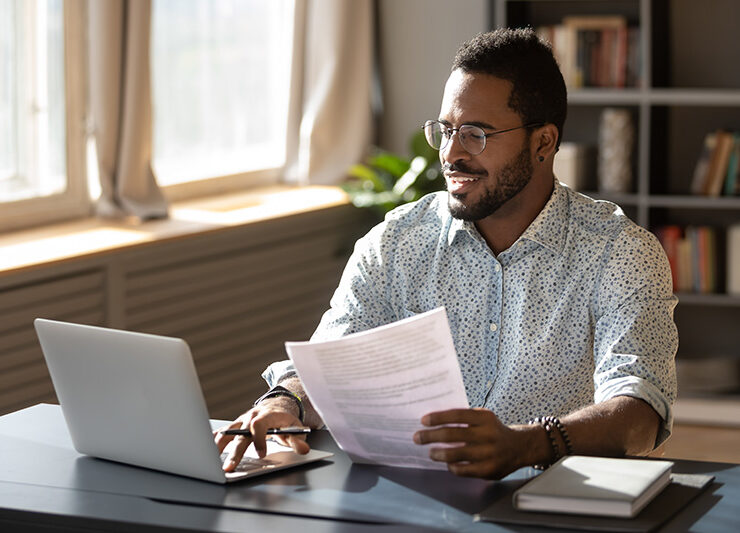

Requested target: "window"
[
  {"left": 0, "top": 0, "right": 87, "bottom": 231},
  {"left": 151, "top": 0, "right": 296, "bottom": 199}
]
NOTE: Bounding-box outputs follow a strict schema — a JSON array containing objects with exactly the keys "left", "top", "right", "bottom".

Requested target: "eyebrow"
[{"left": 438, "top": 119, "right": 497, "bottom": 130}]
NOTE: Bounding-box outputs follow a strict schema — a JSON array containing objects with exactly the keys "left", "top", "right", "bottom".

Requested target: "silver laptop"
[{"left": 34, "top": 318, "right": 332, "bottom": 484}]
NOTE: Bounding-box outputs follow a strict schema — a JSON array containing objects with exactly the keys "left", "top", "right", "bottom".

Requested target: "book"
[
  {"left": 655, "top": 225, "right": 682, "bottom": 292},
  {"left": 512, "top": 456, "right": 673, "bottom": 518},
  {"left": 687, "top": 227, "right": 702, "bottom": 292},
  {"left": 704, "top": 130, "right": 734, "bottom": 196},
  {"left": 705, "top": 227, "right": 717, "bottom": 293},
  {"left": 724, "top": 132, "right": 740, "bottom": 196},
  {"left": 728, "top": 225, "right": 740, "bottom": 296},
  {"left": 476, "top": 471, "right": 714, "bottom": 531},
  {"left": 561, "top": 15, "right": 628, "bottom": 89},
  {"left": 691, "top": 132, "right": 718, "bottom": 194},
  {"left": 676, "top": 237, "right": 693, "bottom": 292}
]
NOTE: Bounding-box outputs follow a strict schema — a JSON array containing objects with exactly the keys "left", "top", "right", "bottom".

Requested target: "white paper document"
[{"left": 285, "top": 307, "right": 469, "bottom": 470}]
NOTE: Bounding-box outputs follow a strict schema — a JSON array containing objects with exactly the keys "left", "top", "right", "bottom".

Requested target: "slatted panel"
[
  {"left": 123, "top": 205, "right": 366, "bottom": 419},
  {"left": 0, "top": 271, "right": 106, "bottom": 415}
]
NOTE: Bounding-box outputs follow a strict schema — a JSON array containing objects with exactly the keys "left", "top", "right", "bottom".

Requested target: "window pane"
[
  {"left": 152, "top": 0, "right": 295, "bottom": 186},
  {"left": 0, "top": 0, "right": 66, "bottom": 202}
]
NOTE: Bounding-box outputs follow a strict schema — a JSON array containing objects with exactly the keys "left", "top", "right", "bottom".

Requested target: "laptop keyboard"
[{"left": 220, "top": 453, "right": 278, "bottom": 473}]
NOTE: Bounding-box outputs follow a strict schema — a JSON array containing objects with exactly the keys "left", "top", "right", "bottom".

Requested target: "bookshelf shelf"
[
  {"left": 568, "top": 89, "right": 646, "bottom": 105},
  {"left": 676, "top": 292, "right": 740, "bottom": 307},
  {"left": 494, "top": 0, "right": 740, "bottom": 378},
  {"left": 648, "top": 195, "right": 740, "bottom": 210},
  {"left": 648, "top": 89, "right": 740, "bottom": 107}
]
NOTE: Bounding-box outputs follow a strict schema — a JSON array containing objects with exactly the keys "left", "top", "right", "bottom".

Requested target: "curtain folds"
[
  {"left": 86, "top": 0, "right": 372, "bottom": 213},
  {"left": 286, "top": 0, "right": 374, "bottom": 185},
  {"left": 88, "top": 0, "right": 168, "bottom": 219}
]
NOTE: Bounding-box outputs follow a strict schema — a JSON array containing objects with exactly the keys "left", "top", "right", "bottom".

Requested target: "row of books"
[
  {"left": 536, "top": 15, "right": 641, "bottom": 89},
  {"left": 690, "top": 130, "right": 740, "bottom": 197},
  {"left": 655, "top": 225, "right": 718, "bottom": 294}
]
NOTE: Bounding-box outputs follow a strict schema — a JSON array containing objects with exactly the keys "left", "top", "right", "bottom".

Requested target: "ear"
[{"left": 530, "top": 124, "right": 558, "bottom": 162}]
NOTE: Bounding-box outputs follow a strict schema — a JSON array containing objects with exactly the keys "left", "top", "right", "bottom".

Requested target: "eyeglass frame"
[{"left": 421, "top": 120, "right": 545, "bottom": 155}]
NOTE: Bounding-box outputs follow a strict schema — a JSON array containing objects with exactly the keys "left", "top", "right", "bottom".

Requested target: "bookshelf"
[{"left": 492, "top": 0, "right": 740, "bottom": 391}]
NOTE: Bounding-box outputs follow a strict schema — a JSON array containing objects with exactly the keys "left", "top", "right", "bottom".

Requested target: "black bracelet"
[
  {"left": 530, "top": 417, "right": 560, "bottom": 470},
  {"left": 547, "top": 416, "right": 573, "bottom": 456},
  {"left": 254, "top": 385, "right": 305, "bottom": 424}
]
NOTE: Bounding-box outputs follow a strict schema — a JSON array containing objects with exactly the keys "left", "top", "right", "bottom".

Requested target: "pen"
[{"left": 220, "top": 427, "right": 311, "bottom": 437}]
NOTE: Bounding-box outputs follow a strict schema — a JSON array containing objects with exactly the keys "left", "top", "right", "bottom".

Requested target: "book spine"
[
  {"left": 728, "top": 225, "right": 740, "bottom": 295},
  {"left": 691, "top": 132, "right": 718, "bottom": 195},
  {"left": 724, "top": 132, "right": 740, "bottom": 196},
  {"left": 655, "top": 225, "right": 682, "bottom": 292}
]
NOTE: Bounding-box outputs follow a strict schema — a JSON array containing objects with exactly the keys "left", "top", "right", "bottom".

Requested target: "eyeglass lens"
[{"left": 423, "top": 121, "right": 487, "bottom": 155}]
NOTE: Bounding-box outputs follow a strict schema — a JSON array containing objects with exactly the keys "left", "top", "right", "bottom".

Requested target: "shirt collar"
[
  {"left": 446, "top": 179, "right": 569, "bottom": 254},
  {"left": 518, "top": 178, "right": 568, "bottom": 255}
]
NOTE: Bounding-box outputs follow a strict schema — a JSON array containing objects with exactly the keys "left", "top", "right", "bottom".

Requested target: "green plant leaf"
[
  {"left": 347, "top": 163, "right": 386, "bottom": 192},
  {"left": 368, "top": 152, "right": 410, "bottom": 179},
  {"left": 392, "top": 156, "right": 428, "bottom": 196},
  {"left": 410, "top": 129, "right": 439, "bottom": 161}
]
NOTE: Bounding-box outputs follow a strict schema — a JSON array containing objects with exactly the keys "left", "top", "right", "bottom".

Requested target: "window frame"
[{"left": 1, "top": 0, "right": 89, "bottom": 233}]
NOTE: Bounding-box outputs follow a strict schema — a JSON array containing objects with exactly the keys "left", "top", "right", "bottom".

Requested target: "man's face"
[{"left": 438, "top": 70, "right": 534, "bottom": 221}]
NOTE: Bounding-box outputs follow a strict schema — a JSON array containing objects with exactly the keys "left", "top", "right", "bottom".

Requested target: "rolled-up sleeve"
[{"left": 593, "top": 227, "right": 678, "bottom": 446}]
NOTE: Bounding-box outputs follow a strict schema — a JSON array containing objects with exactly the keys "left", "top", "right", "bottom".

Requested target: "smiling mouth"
[{"left": 446, "top": 174, "right": 482, "bottom": 194}]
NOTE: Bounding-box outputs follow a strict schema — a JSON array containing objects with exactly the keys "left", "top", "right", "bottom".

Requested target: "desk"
[{"left": 0, "top": 404, "right": 737, "bottom": 532}]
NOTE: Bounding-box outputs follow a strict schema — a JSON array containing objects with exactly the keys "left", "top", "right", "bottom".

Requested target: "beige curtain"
[
  {"left": 286, "top": 0, "right": 374, "bottom": 185},
  {"left": 88, "top": 0, "right": 168, "bottom": 219}
]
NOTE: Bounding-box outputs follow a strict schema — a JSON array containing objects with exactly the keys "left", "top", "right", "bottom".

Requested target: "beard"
[{"left": 447, "top": 144, "right": 533, "bottom": 221}]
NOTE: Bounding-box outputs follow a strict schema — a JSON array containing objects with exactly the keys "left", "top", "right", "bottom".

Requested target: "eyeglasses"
[{"left": 422, "top": 120, "right": 544, "bottom": 155}]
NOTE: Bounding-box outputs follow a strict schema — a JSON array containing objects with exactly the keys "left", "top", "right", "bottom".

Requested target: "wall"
[{"left": 376, "top": 0, "right": 489, "bottom": 156}]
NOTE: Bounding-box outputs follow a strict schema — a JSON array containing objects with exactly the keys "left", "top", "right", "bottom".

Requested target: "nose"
[{"left": 440, "top": 130, "right": 471, "bottom": 164}]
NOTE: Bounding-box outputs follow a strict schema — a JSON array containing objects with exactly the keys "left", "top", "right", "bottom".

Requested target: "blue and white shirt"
[{"left": 265, "top": 180, "right": 678, "bottom": 444}]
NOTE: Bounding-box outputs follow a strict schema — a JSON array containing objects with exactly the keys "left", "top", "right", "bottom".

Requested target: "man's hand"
[
  {"left": 412, "top": 407, "right": 525, "bottom": 479},
  {"left": 214, "top": 398, "right": 310, "bottom": 472}
]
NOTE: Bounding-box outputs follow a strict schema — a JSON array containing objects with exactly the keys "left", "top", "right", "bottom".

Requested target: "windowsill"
[{"left": 0, "top": 185, "right": 350, "bottom": 277}]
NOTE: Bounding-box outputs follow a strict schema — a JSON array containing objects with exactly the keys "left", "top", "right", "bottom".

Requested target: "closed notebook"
[{"left": 513, "top": 456, "right": 673, "bottom": 518}]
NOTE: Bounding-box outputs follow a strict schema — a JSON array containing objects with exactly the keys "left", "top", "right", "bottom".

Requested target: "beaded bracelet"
[
  {"left": 546, "top": 416, "right": 574, "bottom": 456},
  {"left": 530, "top": 416, "right": 560, "bottom": 470}
]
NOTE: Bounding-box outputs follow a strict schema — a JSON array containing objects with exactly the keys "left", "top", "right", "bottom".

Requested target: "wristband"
[
  {"left": 254, "top": 385, "right": 305, "bottom": 424},
  {"left": 529, "top": 416, "right": 561, "bottom": 470}
]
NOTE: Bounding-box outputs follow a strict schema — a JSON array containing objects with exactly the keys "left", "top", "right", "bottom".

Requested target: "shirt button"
[
  {"left": 494, "top": 263, "right": 501, "bottom": 272},
  {"left": 490, "top": 322, "right": 498, "bottom": 332}
]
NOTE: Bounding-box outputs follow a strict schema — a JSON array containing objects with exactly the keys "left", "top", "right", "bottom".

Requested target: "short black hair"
[{"left": 452, "top": 27, "right": 567, "bottom": 149}]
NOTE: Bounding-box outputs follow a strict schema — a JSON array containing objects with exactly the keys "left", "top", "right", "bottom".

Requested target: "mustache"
[{"left": 442, "top": 162, "right": 487, "bottom": 176}]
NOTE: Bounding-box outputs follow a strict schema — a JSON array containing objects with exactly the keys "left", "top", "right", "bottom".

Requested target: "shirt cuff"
[
  {"left": 595, "top": 376, "right": 674, "bottom": 447},
  {"left": 261, "top": 359, "right": 298, "bottom": 389}
]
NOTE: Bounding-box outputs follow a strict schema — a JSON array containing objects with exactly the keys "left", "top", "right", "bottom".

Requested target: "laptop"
[{"left": 33, "top": 318, "right": 332, "bottom": 484}]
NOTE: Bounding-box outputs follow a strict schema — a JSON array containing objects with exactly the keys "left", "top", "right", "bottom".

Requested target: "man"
[{"left": 216, "top": 28, "right": 677, "bottom": 479}]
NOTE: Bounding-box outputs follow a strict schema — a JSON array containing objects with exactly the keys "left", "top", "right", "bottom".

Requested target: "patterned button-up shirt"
[{"left": 264, "top": 180, "right": 678, "bottom": 443}]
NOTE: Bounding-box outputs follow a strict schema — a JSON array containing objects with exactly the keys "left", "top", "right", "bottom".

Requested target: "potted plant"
[{"left": 343, "top": 130, "right": 444, "bottom": 218}]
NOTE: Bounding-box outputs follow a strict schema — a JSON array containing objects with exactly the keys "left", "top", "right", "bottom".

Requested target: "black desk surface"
[{"left": 0, "top": 403, "right": 737, "bottom": 532}]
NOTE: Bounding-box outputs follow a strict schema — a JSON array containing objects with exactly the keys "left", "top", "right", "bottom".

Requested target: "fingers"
[
  {"left": 273, "top": 433, "right": 309, "bottom": 452},
  {"left": 214, "top": 404, "right": 309, "bottom": 470},
  {"left": 414, "top": 408, "right": 501, "bottom": 445},
  {"left": 413, "top": 408, "right": 515, "bottom": 479},
  {"left": 223, "top": 436, "right": 251, "bottom": 472},
  {"left": 420, "top": 407, "right": 496, "bottom": 427},
  {"left": 214, "top": 419, "right": 247, "bottom": 453},
  {"left": 281, "top": 434, "right": 311, "bottom": 455}
]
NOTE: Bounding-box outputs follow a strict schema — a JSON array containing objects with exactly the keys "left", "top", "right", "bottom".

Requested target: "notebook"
[
  {"left": 512, "top": 455, "right": 673, "bottom": 518},
  {"left": 33, "top": 318, "right": 332, "bottom": 484}
]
